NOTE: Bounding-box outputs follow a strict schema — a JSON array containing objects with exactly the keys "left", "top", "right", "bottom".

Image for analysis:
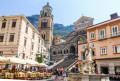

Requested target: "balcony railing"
[
  {"left": 98, "top": 35, "right": 107, "bottom": 40},
  {"left": 78, "top": 40, "right": 87, "bottom": 44},
  {"left": 110, "top": 31, "right": 120, "bottom": 37}
]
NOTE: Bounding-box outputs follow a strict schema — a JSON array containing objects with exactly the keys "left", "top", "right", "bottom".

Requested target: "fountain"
[{"left": 68, "top": 43, "right": 110, "bottom": 81}]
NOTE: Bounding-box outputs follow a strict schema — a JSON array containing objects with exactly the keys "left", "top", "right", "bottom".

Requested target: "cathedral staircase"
[{"left": 50, "top": 54, "right": 77, "bottom": 71}]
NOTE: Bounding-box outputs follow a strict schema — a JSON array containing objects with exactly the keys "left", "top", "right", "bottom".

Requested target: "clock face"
[{"left": 82, "top": 20, "right": 84, "bottom": 23}]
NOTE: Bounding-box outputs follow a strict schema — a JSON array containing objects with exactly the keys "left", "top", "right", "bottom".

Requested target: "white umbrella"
[
  {"left": 0, "top": 56, "right": 9, "bottom": 63},
  {"left": 37, "top": 63, "right": 48, "bottom": 67},
  {"left": 25, "top": 59, "right": 38, "bottom": 65},
  {"left": 6, "top": 57, "right": 26, "bottom": 64}
]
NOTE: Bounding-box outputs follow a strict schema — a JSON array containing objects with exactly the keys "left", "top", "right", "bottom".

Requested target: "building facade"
[
  {"left": 0, "top": 15, "right": 46, "bottom": 61},
  {"left": 38, "top": 3, "right": 53, "bottom": 52},
  {"left": 50, "top": 16, "right": 93, "bottom": 62},
  {"left": 78, "top": 15, "right": 120, "bottom": 74},
  {"left": 53, "top": 35, "right": 66, "bottom": 45}
]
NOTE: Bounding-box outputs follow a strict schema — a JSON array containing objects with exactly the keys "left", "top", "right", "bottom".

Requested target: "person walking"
[
  {"left": 62, "top": 69, "right": 67, "bottom": 81},
  {"left": 60, "top": 68, "right": 63, "bottom": 79},
  {"left": 55, "top": 68, "right": 59, "bottom": 81}
]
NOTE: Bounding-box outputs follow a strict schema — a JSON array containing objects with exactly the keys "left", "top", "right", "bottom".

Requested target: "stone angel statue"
[{"left": 84, "top": 42, "right": 92, "bottom": 61}]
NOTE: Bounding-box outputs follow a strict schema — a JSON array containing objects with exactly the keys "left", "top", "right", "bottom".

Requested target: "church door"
[{"left": 70, "top": 46, "right": 75, "bottom": 54}]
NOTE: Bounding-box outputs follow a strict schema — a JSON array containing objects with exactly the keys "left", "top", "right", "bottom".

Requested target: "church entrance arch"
[{"left": 70, "top": 45, "right": 75, "bottom": 54}]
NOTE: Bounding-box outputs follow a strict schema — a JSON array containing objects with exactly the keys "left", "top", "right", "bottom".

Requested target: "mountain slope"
[{"left": 26, "top": 15, "right": 74, "bottom": 38}]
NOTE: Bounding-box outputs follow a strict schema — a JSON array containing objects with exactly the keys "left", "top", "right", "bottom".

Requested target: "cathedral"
[{"left": 39, "top": 3, "right": 94, "bottom": 63}]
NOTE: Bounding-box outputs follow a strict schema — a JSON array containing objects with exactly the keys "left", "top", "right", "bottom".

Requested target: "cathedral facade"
[{"left": 50, "top": 16, "right": 94, "bottom": 62}]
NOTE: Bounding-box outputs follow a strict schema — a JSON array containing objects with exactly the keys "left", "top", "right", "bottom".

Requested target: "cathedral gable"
[{"left": 74, "top": 16, "right": 94, "bottom": 30}]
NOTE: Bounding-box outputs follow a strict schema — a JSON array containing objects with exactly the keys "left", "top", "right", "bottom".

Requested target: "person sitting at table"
[
  {"left": 25, "top": 66, "right": 27, "bottom": 71},
  {"left": 34, "top": 67, "right": 36, "bottom": 72},
  {"left": 5, "top": 64, "right": 9, "bottom": 70},
  {"left": 30, "top": 66, "right": 32, "bottom": 71},
  {"left": 8, "top": 65, "right": 12, "bottom": 71},
  {"left": 12, "top": 65, "right": 15, "bottom": 73}
]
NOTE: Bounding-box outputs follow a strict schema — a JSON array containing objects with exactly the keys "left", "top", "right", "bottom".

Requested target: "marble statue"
[
  {"left": 68, "top": 42, "right": 110, "bottom": 81},
  {"left": 84, "top": 43, "right": 92, "bottom": 61},
  {"left": 80, "top": 42, "right": 95, "bottom": 74}
]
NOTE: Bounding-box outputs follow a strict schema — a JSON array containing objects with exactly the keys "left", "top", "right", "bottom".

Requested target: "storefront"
[
  {"left": 95, "top": 58, "right": 120, "bottom": 74},
  {"left": 115, "top": 66, "right": 120, "bottom": 75}
]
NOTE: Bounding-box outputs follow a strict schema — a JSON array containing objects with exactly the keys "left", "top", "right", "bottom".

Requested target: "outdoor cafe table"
[
  {"left": 2, "top": 72, "right": 51, "bottom": 80},
  {"left": 5, "top": 72, "right": 14, "bottom": 79}
]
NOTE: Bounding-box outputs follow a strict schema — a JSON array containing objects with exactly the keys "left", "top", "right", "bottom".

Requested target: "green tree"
[
  {"left": 78, "top": 38, "right": 83, "bottom": 42},
  {"left": 36, "top": 54, "right": 44, "bottom": 63}
]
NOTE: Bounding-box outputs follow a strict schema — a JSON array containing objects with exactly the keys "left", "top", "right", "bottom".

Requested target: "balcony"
[
  {"left": 110, "top": 31, "right": 120, "bottom": 37},
  {"left": 78, "top": 40, "right": 87, "bottom": 44},
  {"left": 98, "top": 35, "right": 107, "bottom": 40}
]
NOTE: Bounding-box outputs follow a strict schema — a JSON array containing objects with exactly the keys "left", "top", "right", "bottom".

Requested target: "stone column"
[{"left": 109, "top": 63, "right": 115, "bottom": 74}]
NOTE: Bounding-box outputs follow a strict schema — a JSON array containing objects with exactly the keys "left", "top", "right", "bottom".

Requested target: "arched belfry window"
[
  {"left": 42, "top": 34, "right": 45, "bottom": 40},
  {"left": 44, "top": 34, "right": 45, "bottom": 40},
  {"left": 41, "top": 19, "right": 48, "bottom": 27},
  {"left": 45, "top": 12, "right": 47, "bottom": 16}
]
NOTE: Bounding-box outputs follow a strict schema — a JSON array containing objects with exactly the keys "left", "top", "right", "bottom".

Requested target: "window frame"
[
  {"left": 24, "top": 38, "right": 27, "bottom": 47},
  {"left": 31, "top": 43, "right": 34, "bottom": 50},
  {"left": 114, "top": 45, "right": 120, "bottom": 53},
  {"left": 25, "top": 26, "right": 28, "bottom": 34},
  {"left": 101, "top": 47, "right": 106, "bottom": 55},
  {"left": 2, "top": 22, "right": 6, "bottom": 28},
  {"left": 90, "top": 32, "right": 94, "bottom": 39},
  {"left": 81, "top": 52, "right": 85, "bottom": 60},
  {"left": 91, "top": 49, "right": 95, "bottom": 56},
  {"left": 99, "top": 29, "right": 105, "bottom": 39},
  {"left": 32, "top": 31, "right": 35, "bottom": 39},
  {"left": 12, "top": 21, "right": 16, "bottom": 27},
  {"left": 82, "top": 45, "right": 85, "bottom": 49},
  {"left": 9, "top": 35, "right": 14, "bottom": 42},
  {"left": 0, "top": 36, "right": 4, "bottom": 42},
  {"left": 112, "top": 25, "right": 118, "bottom": 36}
]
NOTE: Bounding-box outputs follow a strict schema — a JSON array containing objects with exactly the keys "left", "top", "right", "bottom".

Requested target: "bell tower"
[{"left": 38, "top": 2, "right": 53, "bottom": 52}]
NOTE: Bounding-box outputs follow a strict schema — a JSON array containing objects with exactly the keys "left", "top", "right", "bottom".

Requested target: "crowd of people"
[
  {"left": 0, "top": 64, "right": 49, "bottom": 73},
  {"left": 50, "top": 67, "right": 68, "bottom": 81}
]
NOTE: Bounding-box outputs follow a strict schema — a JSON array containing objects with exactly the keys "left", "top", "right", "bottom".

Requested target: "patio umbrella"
[
  {"left": 37, "top": 63, "right": 48, "bottom": 67},
  {"left": 25, "top": 59, "right": 38, "bottom": 65},
  {"left": 6, "top": 57, "right": 26, "bottom": 64},
  {"left": 0, "top": 56, "right": 9, "bottom": 63}
]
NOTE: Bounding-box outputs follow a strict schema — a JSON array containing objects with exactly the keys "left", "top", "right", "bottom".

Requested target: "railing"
[
  {"left": 98, "top": 35, "right": 107, "bottom": 40},
  {"left": 68, "top": 60, "right": 78, "bottom": 70},
  {"left": 78, "top": 40, "right": 87, "bottom": 44},
  {"left": 48, "top": 58, "right": 64, "bottom": 69},
  {"left": 110, "top": 31, "right": 120, "bottom": 37}
]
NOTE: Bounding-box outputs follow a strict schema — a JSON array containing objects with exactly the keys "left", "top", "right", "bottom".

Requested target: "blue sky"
[{"left": 0, "top": 0, "right": 120, "bottom": 26}]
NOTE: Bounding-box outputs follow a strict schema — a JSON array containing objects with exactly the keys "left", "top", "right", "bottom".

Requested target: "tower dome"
[
  {"left": 43, "top": 2, "right": 52, "bottom": 10},
  {"left": 40, "top": 2, "right": 53, "bottom": 18}
]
